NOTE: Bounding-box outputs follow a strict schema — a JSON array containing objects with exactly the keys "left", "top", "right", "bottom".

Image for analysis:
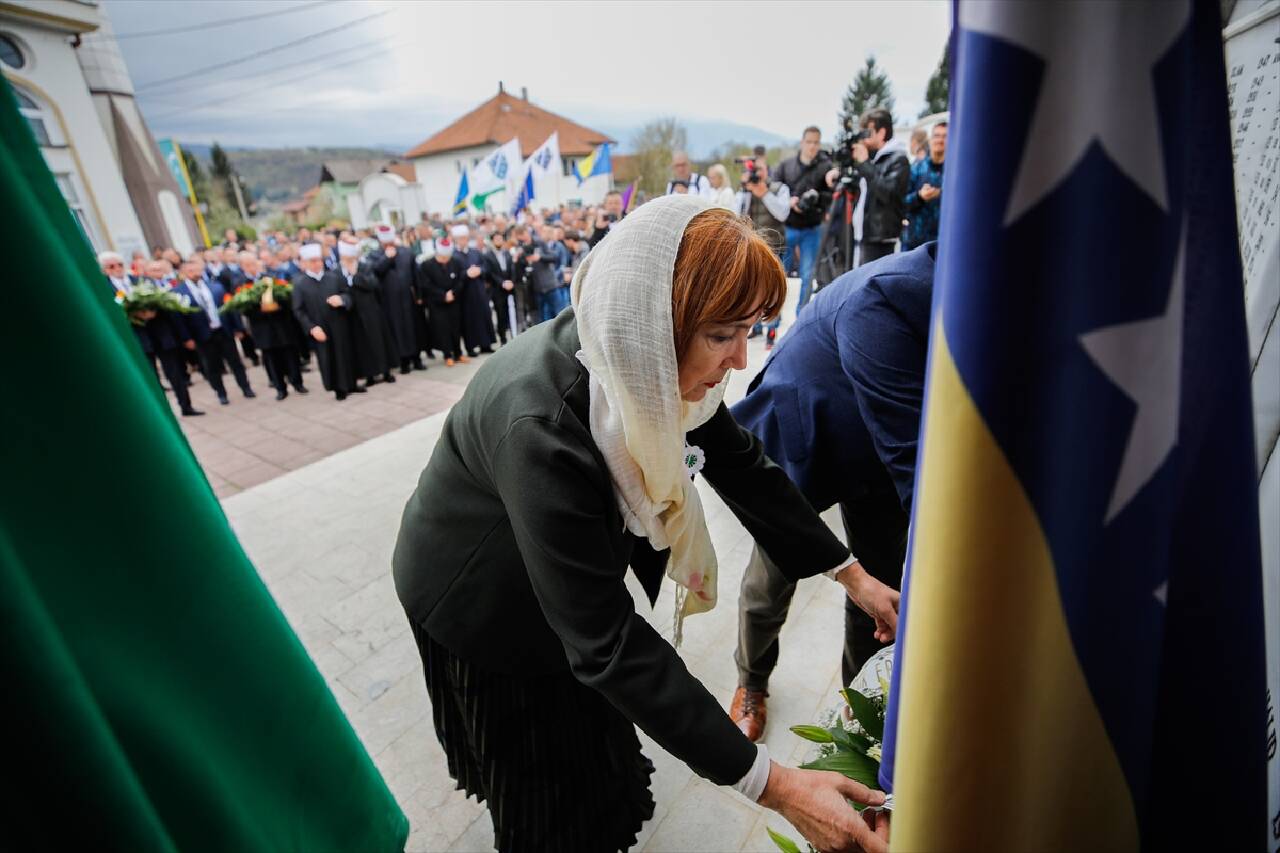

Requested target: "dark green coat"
[{"left": 392, "top": 308, "right": 849, "bottom": 785}]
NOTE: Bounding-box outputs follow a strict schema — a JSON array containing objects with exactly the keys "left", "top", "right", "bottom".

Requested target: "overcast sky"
[{"left": 106, "top": 0, "right": 951, "bottom": 152}]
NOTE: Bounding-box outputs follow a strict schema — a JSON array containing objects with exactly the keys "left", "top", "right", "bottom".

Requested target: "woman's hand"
[
  {"left": 835, "top": 561, "right": 899, "bottom": 643},
  {"left": 757, "top": 762, "right": 888, "bottom": 853}
]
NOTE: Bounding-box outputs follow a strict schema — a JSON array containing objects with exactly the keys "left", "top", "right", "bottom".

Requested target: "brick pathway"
[{"left": 171, "top": 353, "right": 492, "bottom": 497}]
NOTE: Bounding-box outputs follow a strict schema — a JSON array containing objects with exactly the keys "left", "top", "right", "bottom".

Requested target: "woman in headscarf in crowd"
[{"left": 393, "top": 196, "right": 898, "bottom": 853}]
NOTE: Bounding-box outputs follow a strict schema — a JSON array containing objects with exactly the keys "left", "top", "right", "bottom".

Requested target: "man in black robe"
[
  {"left": 292, "top": 243, "right": 363, "bottom": 400},
  {"left": 417, "top": 238, "right": 467, "bottom": 366},
  {"left": 346, "top": 244, "right": 398, "bottom": 387},
  {"left": 368, "top": 225, "right": 427, "bottom": 373},
  {"left": 450, "top": 224, "right": 495, "bottom": 356},
  {"left": 241, "top": 254, "right": 307, "bottom": 401},
  {"left": 482, "top": 228, "right": 518, "bottom": 344}
]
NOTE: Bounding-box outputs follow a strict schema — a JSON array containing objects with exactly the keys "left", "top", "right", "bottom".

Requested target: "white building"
[
  {"left": 0, "top": 0, "right": 196, "bottom": 257},
  {"left": 404, "top": 84, "right": 615, "bottom": 217}
]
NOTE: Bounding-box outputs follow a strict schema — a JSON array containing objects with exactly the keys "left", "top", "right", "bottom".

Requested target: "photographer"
[
  {"left": 828, "top": 108, "right": 910, "bottom": 266},
  {"left": 588, "top": 190, "right": 626, "bottom": 248},
  {"left": 736, "top": 157, "right": 790, "bottom": 349},
  {"left": 775, "top": 126, "right": 833, "bottom": 313}
]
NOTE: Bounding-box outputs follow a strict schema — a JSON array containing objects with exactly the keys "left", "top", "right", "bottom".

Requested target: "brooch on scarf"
[{"left": 683, "top": 444, "right": 706, "bottom": 480}]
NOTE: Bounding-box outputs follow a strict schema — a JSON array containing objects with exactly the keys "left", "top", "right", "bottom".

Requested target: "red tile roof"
[{"left": 405, "top": 90, "right": 614, "bottom": 159}]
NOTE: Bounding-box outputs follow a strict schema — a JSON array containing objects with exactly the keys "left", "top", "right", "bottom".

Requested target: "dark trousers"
[
  {"left": 492, "top": 290, "right": 514, "bottom": 341},
  {"left": 196, "top": 328, "right": 251, "bottom": 397},
  {"left": 734, "top": 493, "right": 909, "bottom": 691},
  {"left": 858, "top": 240, "right": 896, "bottom": 267},
  {"left": 239, "top": 331, "right": 260, "bottom": 364},
  {"left": 154, "top": 348, "right": 194, "bottom": 413},
  {"left": 262, "top": 345, "right": 303, "bottom": 391}
]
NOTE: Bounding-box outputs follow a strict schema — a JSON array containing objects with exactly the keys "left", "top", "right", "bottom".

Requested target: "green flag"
[{"left": 0, "top": 78, "right": 408, "bottom": 851}]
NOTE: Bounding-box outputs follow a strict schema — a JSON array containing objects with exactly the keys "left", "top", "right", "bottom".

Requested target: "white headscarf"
[{"left": 570, "top": 195, "right": 724, "bottom": 644}]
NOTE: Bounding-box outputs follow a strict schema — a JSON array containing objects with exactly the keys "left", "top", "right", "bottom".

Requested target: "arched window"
[
  {"left": 12, "top": 84, "right": 51, "bottom": 146},
  {"left": 0, "top": 33, "right": 25, "bottom": 69}
]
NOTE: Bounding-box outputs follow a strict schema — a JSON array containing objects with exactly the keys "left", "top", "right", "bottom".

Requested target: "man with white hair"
[
  {"left": 666, "top": 150, "right": 712, "bottom": 198},
  {"left": 368, "top": 225, "right": 427, "bottom": 373},
  {"left": 451, "top": 224, "right": 495, "bottom": 356},
  {"left": 293, "top": 242, "right": 360, "bottom": 399},
  {"left": 100, "top": 251, "right": 202, "bottom": 417}
]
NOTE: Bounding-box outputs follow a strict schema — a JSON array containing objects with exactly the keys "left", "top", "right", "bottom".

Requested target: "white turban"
[
  {"left": 570, "top": 194, "right": 722, "bottom": 643},
  {"left": 450, "top": 224, "right": 469, "bottom": 238},
  {"left": 337, "top": 241, "right": 359, "bottom": 258},
  {"left": 435, "top": 238, "right": 454, "bottom": 259},
  {"left": 376, "top": 225, "right": 395, "bottom": 244},
  {"left": 298, "top": 243, "right": 322, "bottom": 260}
]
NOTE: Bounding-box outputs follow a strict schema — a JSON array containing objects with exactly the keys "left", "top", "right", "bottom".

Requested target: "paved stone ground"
[
  {"left": 221, "top": 282, "right": 852, "bottom": 851},
  {"left": 171, "top": 352, "right": 489, "bottom": 497}
]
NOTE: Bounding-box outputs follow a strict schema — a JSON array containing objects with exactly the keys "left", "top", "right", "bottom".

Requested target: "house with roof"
[{"left": 404, "top": 84, "right": 616, "bottom": 215}]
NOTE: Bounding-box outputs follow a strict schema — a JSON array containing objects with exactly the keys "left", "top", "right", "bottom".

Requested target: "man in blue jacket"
[
  {"left": 173, "top": 257, "right": 256, "bottom": 406},
  {"left": 727, "top": 242, "right": 934, "bottom": 742}
]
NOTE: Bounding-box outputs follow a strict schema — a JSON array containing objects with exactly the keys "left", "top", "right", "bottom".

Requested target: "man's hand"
[
  {"left": 835, "top": 561, "right": 899, "bottom": 642},
  {"left": 502, "top": 280, "right": 514, "bottom": 291},
  {"left": 757, "top": 762, "right": 888, "bottom": 853},
  {"left": 826, "top": 168, "right": 841, "bottom": 188},
  {"left": 234, "top": 331, "right": 244, "bottom": 340},
  {"left": 386, "top": 245, "right": 397, "bottom": 258},
  {"left": 853, "top": 142, "right": 870, "bottom": 164},
  {"left": 468, "top": 264, "right": 482, "bottom": 278},
  {"left": 310, "top": 326, "right": 327, "bottom": 342},
  {"left": 325, "top": 294, "right": 344, "bottom": 308},
  {"left": 445, "top": 290, "right": 455, "bottom": 303},
  {"left": 919, "top": 184, "right": 940, "bottom": 202},
  {"left": 183, "top": 340, "right": 196, "bottom": 351},
  {"left": 595, "top": 212, "right": 609, "bottom": 230},
  {"left": 749, "top": 180, "right": 770, "bottom": 198},
  {"left": 790, "top": 196, "right": 801, "bottom": 211}
]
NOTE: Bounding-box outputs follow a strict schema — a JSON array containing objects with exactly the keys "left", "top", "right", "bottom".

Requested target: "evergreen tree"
[
  {"left": 919, "top": 41, "right": 951, "bottom": 118},
  {"left": 840, "top": 55, "right": 897, "bottom": 129},
  {"left": 209, "top": 142, "right": 237, "bottom": 203}
]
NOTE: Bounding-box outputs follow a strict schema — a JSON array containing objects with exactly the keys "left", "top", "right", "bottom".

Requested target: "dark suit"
[
  {"left": 106, "top": 275, "right": 195, "bottom": 413},
  {"left": 223, "top": 266, "right": 260, "bottom": 364},
  {"left": 482, "top": 247, "right": 517, "bottom": 341},
  {"left": 392, "top": 308, "right": 849, "bottom": 787},
  {"left": 173, "top": 278, "right": 253, "bottom": 399},
  {"left": 730, "top": 242, "right": 934, "bottom": 685}
]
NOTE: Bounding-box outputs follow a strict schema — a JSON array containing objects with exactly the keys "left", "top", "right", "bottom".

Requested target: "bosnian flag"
[{"left": 882, "top": 1, "right": 1268, "bottom": 849}]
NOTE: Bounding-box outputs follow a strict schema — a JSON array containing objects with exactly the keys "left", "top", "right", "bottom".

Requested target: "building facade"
[
  {"left": 0, "top": 0, "right": 196, "bottom": 258},
  {"left": 405, "top": 85, "right": 615, "bottom": 216}
]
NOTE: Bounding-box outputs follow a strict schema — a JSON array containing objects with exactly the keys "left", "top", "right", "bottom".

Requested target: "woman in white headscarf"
[{"left": 393, "top": 196, "right": 898, "bottom": 853}]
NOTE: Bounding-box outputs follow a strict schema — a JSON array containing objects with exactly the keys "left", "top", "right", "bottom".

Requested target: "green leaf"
[
  {"left": 801, "top": 748, "right": 881, "bottom": 789},
  {"left": 766, "top": 826, "right": 805, "bottom": 853},
  {"left": 879, "top": 675, "right": 891, "bottom": 703},
  {"left": 790, "top": 724, "right": 834, "bottom": 744},
  {"left": 841, "top": 688, "right": 885, "bottom": 742},
  {"left": 828, "top": 725, "right": 872, "bottom": 754}
]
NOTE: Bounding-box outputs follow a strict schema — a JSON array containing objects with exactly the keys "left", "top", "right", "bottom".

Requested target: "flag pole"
[{"left": 172, "top": 140, "right": 211, "bottom": 248}]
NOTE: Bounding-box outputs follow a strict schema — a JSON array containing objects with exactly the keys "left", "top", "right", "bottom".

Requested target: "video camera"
[
  {"left": 735, "top": 145, "right": 769, "bottom": 189},
  {"left": 829, "top": 117, "right": 868, "bottom": 192}
]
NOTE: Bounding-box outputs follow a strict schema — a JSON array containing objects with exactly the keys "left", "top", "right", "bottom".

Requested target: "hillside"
[{"left": 183, "top": 144, "right": 397, "bottom": 204}]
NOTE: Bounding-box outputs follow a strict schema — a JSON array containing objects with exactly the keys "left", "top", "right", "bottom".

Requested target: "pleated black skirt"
[{"left": 410, "top": 621, "right": 657, "bottom": 853}]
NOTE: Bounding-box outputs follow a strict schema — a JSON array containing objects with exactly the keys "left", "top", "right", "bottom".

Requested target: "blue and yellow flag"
[
  {"left": 452, "top": 169, "right": 469, "bottom": 215},
  {"left": 574, "top": 143, "right": 611, "bottom": 185},
  {"left": 881, "top": 1, "right": 1268, "bottom": 849}
]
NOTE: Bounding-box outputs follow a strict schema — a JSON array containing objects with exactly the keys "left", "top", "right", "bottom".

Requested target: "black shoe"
[
  {"left": 250, "top": 357, "right": 261, "bottom": 367},
  {"left": 181, "top": 408, "right": 205, "bottom": 417},
  {"left": 412, "top": 359, "right": 426, "bottom": 370},
  {"left": 480, "top": 346, "right": 494, "bottom": 354},
  {"left": 293, "top": 384, "right": 309, "bottom": 394},
  {"left": 275, "top": 389, "right": 288, "bottom": 401},
  {"left": 218, "top": 393, "right": 229, "bottom": 405},
  {"left": 243, "top": 387, "right": 257, "bottom": 399},
  {"left": 425, "top": 352, "right": 436, "bottom": 360},
  {"left": 335, "top": 391, "right": 348, "bottom": 401},
  {"left": 352, "top": 385, "right": 368, "bottom": 393},
  {"left": 399, "top": 365, "right": 412, "bottom": 375},
  {"left": 365, "top": 376, "right": 381, "bottom": 386},
  {"left": 384, "top": 372, "right": 396, "bottom": 383}
]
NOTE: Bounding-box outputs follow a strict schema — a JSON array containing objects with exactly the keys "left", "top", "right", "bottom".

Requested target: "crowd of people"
[{"left": 99, "top": 108, "right": 945, "bottom": 420}]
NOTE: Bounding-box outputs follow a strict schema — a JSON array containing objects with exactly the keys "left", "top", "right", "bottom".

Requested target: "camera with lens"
[
  {"left": 795, "top": 188, "right": 822, "bottom": 214},
  {"left": 735, "top": 145, "right": 769, "bottom": 189},
  {"left": 828, "top": 117, "right": 867, "bottom": 192}
]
